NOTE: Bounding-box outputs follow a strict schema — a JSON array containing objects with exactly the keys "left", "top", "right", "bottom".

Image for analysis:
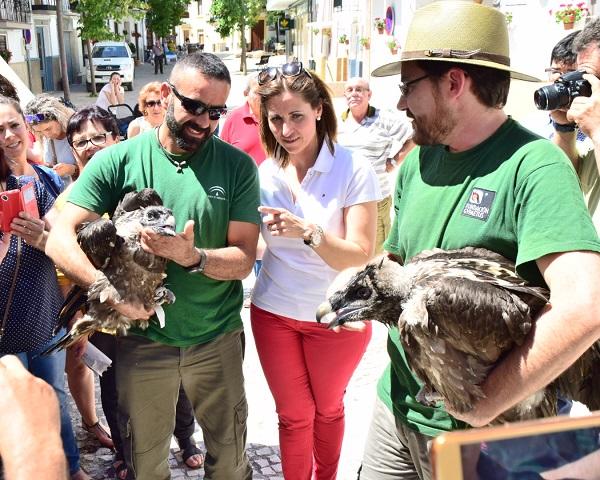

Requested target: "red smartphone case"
[{"left": 0, "top": 182, "right": 40, "bottom": 232}]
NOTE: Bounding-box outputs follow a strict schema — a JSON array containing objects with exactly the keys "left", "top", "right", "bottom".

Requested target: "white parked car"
[{"left": 86, "top": 41, "right": 135, "bottom": 92}]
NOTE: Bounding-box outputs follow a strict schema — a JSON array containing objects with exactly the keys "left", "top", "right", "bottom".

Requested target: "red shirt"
[{"left": 220, "top": 102, "right": 266, "bottom": 165}]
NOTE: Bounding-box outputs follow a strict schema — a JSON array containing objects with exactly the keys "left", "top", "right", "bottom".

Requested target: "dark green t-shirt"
[
  {"left": 68, "top": 130, "right": 260, "bottom": 347},
  {"left": 381, "top": 118, "right": 600, "bottom": 436}
]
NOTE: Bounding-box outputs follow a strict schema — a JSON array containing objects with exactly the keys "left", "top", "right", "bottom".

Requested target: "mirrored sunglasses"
[
  {"left": 257, "top": 61, "right": 312, "bottom": 85},
  {"left": 167, "top": 82, "right": 227, "bottom": 120},
  {"left": 25, "top": 113, "right": 52, "bottom": 124}
]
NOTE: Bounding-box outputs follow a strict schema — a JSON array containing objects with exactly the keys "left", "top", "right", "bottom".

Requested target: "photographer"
[{"left": 560, "top": 19, "right": 600, "bottom": 231}]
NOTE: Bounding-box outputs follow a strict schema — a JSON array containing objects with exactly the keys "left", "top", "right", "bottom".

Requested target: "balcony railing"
[
  {"left": 0, "top": 0, "right": 32, "bottom": 23},
  {"left": 31, "top": 0, "right": 72, "bottom": 12}
]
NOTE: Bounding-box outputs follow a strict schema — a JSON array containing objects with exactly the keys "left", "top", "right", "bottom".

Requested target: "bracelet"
[{"left": 552, "top": 120, "right": 577, "bottom": 133}]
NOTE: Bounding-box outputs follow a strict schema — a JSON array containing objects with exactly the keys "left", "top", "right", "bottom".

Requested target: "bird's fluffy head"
[
  {"left": 115, "top": 205, "right": 176, "bottom": 238},
  {"left": 316, "top": 255, "right": 410, "bottom": 328}
]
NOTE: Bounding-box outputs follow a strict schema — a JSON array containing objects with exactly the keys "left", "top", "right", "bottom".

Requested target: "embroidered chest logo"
[
  {"left": 207, "top": 186, "right": 227, "bottom": 201},
  {"left": 461, "top": 188, "right": 496, "bottom": 221}
]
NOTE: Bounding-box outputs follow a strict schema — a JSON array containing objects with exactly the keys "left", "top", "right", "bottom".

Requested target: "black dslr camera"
[{"left": 534, "top": 70, "right": 592, "bottom": 110}]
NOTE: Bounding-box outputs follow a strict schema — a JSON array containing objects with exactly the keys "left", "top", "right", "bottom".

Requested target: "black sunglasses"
[
  {"left": 257, "top": 61, "right": 312, "bottom": 85},
  {"left": 167, "top": 82, "right": 227, "bottom": 120},
  {"left": 145, "top": 100, "right": 162, "bottom": 108}
]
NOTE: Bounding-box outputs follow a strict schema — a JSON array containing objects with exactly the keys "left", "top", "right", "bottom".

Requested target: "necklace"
[{"left": 156, "top": 128, "right": 188, "bottom": 174}]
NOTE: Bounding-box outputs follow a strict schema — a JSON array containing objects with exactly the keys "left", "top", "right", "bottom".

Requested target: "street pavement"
[{"left": 50, "top": 54, "right": 541, "bottom": 479}]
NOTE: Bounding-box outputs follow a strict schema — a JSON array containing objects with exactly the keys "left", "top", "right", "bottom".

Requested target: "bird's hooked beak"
[
  {"left": 316, "top": 301, "right": 367, "bottom": 329},
  {"left": 152, "top": 216, "right": 177, "bottom": 237}
]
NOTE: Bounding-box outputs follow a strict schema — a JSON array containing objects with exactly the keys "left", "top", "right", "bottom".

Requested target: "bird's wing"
[
  {"left": 411, "top": 273, "right": 540, "bottom": 362},
  {"left": 52, "top": 285, "right": 88, "bottom": 335},
  {"left": 552, "top": 340, "right": 600, "bottom": 410},
  {"left": 76, "top": 218, "right": 119, "bottom": 270}
]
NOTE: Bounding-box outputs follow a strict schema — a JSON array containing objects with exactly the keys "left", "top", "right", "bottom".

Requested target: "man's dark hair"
[
  {"left": 574, "top": 17, "right": 600, "bottom": 54},
  {"left": 416, "top": 60, "right": 510, "bottom": 108},
  {"left": 551, "top": 31, "right": 579, "bottom": 66},
  {"left": 171, "top": 52, "right": 231, "bottom": 84},
  {"left": 66, "top": 106, "right": 119, "bottom": 144},
  {"left": 0, "top": 75, "right": 19, "bottom": 103}
]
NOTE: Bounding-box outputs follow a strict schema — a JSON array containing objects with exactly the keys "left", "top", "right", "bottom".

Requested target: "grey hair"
[
  {"left": 24, "top": 94, "right": 75, "bottom": 133},
  {"left": 244, "top": 74, "right": 259, "bottom": 96}
]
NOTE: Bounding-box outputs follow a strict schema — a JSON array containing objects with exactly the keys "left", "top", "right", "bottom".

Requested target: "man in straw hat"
[{"left": 358, "top": 2, "right": 600, "bottom": 479}]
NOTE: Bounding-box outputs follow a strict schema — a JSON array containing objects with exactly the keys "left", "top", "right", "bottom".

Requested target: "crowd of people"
[{"left": 1, "top": 2, "right": 600, "bottom": 479}]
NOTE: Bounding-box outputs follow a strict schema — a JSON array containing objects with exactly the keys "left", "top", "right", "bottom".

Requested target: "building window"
[{"left": 0, "top": 34, "right": 7, "bottom": 52}]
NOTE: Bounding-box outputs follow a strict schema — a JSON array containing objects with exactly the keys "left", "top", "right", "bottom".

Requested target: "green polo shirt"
[{"left": 68, "top": 130, "right": 260, "bottom": 347}]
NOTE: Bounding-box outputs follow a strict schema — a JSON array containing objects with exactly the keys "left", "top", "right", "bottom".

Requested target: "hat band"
[{"left": 402, "top": 49, "right": 510, "bottom": 67}]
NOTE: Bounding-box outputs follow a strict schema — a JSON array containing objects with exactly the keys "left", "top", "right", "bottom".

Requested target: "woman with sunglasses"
[
  {"left": 251, "top": 63, "right": 381, "bottom": 480},
  {"left": 23, "top": 95, "right": 78, "bottom": 186},
  {"left": 127, "top": 81, "right": 165, "bottom": 138},
  {"left": 0, "top": 95, "right": 90, "bottom": 480}
]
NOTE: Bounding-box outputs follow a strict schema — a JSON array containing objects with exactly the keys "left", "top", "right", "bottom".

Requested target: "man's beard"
[
  {"left": 410, "top": 90, "right": 455, "bottom": 146},
  {"left": 165, "top": 102, "right": 213, "bottom": 152}
]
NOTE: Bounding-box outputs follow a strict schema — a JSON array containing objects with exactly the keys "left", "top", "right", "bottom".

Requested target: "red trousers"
[{"left": 250, "top": 304, "right": 372, "bottom": 480}]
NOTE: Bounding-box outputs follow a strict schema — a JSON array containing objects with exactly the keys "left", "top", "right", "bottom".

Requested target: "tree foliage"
[
  {"left": 210, "top": 0, "right": 265, "bottom": 38},
  {"left": 146, "top": 0, "right": 191, "bottom": 39},
  {"left": 74, "top": 0, "right": 145, "bottom": 42},
  {"left": 210, "top": 0, "right": 266, "bottom": 73}
]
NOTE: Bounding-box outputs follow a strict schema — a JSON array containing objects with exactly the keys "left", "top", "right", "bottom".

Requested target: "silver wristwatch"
[
  {"left": 184, "top": 248, "right": 207, "bottom": 273},
  {"left": 303, "top": 225, "right": 324, "bottom": 248}
]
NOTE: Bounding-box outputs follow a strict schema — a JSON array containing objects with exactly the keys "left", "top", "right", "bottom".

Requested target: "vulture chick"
[
  {"left": 316, "top": 247, "right": 600, "bottom": 424},
  {"left": 43, "top": 188, "right": 176, "bottom": 354}
]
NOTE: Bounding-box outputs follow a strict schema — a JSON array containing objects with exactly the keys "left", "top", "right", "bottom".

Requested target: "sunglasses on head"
[
  {"left": 167, "top": 82, "right": 227, "bottom": 120},
  {"left": 145, "top": 100, "right": 162, "bottom": 108},
  {"left": 257, "top": 61, "right": 312, "bottom": 85},
  {"left": 25, "top": 113, "right": 53, "bottom": 125}
]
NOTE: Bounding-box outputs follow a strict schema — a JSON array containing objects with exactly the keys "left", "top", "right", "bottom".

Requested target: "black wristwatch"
[
  {"left": 552, "top": 119, "right": 577, "bottom": 132},
  {"left": 184, "top": 248, "right": 207, "bottom": 273}
]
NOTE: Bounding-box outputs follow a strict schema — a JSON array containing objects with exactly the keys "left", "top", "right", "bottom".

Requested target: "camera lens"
[{"left": 534, "top": 83, "right": 570, "bottom": 110}]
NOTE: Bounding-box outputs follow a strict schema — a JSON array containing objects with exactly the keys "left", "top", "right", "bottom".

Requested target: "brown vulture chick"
[
  {"left": 43, "top": 188, "right": 176, "bottom": 354},
  {"left": 316, "top": 247, "right": 600, "bottom": 424}
]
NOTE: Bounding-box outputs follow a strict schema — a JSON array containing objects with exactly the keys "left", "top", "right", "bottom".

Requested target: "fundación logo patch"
[
  {"left": 461, "top": 187, "right": 496, "bottom": 221},
  {"left": 207, "top": 185, "right": 227, "bottom": 201}
]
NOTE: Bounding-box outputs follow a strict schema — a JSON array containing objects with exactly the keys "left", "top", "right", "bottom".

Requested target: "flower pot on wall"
[
  {"left": 377, "top": 27, "right": 384, "bottom": 34},
  {"left": 563, "top": 21, "right": 575, "bottom": 29},
  {"left": 390, "top": 47, "right": 398, "bottom": 55}
]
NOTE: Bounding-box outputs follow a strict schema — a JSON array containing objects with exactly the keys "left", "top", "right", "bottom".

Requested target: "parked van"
[{"left": 86, "top": 41, "right": 135, "bottom": 92}]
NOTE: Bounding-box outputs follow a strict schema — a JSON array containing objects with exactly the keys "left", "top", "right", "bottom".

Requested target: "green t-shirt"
[
  {"left": 380, "top": 118, "right": 600, "bottom": 437},
  {"left": 68, "top": 130, "right": 260, "bottom": 347}
]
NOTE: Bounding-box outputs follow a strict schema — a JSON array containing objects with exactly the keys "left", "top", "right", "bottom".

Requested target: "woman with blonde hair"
[
  {"left": 127, "top": 81, "right": 164, "bottom": 138},
  {"left": 24, "top": 95, "right": 78, "bottom": 185}
]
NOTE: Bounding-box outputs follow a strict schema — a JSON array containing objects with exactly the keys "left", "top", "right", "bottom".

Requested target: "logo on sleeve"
[{"left": 461, "top": 188, "right": 496, "bottom": 221}]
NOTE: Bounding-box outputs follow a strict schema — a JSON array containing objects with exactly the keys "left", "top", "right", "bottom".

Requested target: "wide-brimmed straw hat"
[{"left": 372, "top": 1, "right": 540, "bottom": 82}]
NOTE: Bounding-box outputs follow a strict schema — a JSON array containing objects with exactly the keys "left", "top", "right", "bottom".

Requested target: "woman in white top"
[
  {"left": 250, "top": 62, "right": 381, "bottom": 480},
  {"left": 127, "top": 81, "right": 164, "bottom": 138},
  {"left": 95, "top": 72, "right": 125, "bottom": 111}
]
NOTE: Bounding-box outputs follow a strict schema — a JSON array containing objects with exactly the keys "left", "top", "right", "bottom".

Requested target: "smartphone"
[
  {"left": 0, "top": 182, "right": 40, "bottom": 232},
  {"left": 431, "top": 412, "right": 600, "bottom": 480}
]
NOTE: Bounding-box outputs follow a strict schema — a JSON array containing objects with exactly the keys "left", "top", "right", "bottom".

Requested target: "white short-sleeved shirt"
[
  {"left": 251, "top": 142, "right": 382, "bottom": 321},
  {"left": 337, "top": 107, "right": 412, "bottom": 198},
  {"left": 95, "top": 83, "right": 124, "bottom": 110}
]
